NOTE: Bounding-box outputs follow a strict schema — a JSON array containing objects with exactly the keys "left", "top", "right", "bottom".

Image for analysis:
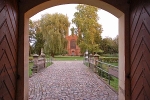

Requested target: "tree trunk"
[{"left": 51, "top": 53, "right": 54, "bottom": 58}]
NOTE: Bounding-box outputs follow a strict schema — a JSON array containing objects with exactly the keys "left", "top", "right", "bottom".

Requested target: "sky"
[{"left": 30, "top": 4, "right": 118, "bottom": 39}]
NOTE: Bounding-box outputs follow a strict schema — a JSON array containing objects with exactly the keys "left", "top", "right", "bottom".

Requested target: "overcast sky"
[{"left": 30, "top": 4, "right": 118, "bottom": 39}]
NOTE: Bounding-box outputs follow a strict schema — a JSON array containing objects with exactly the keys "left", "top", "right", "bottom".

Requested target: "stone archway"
[{"left": 17, "top": 0, "right": 130, "bottom": 100}]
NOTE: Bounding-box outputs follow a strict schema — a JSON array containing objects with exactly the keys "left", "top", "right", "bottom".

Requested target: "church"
[{"left": 66, "top": 35, "right": 81, "bottom": 56}]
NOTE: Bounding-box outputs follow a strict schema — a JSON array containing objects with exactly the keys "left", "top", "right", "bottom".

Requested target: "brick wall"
[{"left": 66, "top": 35, "right": 81, "bottom": 56}]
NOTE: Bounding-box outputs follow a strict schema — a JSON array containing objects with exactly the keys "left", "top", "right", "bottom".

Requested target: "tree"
[
  {"left": 29, "top": 20, "right": 45, "bottom": 55},
  {"left": 40, "top": 13, "right": 70, "bottom": 57},
  {"left": 72, "top": 4, "right": 102, "bottom": 54},
  {"left": 29, "top": 20, "right": 35, "bottom": 44},
  {"left": 33, "top": 32, "right": 45, "bottom": 55},
  {"left": 101, "top": 36, "right": 118, "bottom": 54},
  {"left": 29, "top": 20, "right": 36, "bottom": 56},
  {"left": 112, "top": 35, "right": 119, "bottom": 53}
]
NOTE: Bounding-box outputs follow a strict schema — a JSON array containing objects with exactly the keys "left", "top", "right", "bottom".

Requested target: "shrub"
[
  {"left": 101, "top": 54, "right": 118, "bottom": 57},
  {"left": 99, "top": 57, "right": 118, "bottom": 63},
  {"left": 29, "top": 57, "right": 33, "bottom": 62}
]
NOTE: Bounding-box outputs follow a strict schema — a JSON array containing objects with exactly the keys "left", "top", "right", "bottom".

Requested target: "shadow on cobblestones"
[{"left": 29, "top": 61, "right": 118, "bottom": 100}]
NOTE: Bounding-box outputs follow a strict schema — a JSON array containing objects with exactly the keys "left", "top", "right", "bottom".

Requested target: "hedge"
[
  {"left": 101, "top": 54, "right": 118, "bottom": 57},
  {"left": 99, "top": 57, "right": 118, "bottom": 63},
  {"left": 29, "top": 57, "right": 33, "bottom": 62}
]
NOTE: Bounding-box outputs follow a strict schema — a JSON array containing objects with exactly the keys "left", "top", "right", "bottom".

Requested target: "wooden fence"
[{"left": 84, "top": 55, "right": 118, "bottom": 91}]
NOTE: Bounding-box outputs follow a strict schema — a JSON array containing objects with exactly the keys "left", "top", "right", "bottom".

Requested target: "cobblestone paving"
[{"left": 29, "top": 61, "right": 118, "bottom": 100}]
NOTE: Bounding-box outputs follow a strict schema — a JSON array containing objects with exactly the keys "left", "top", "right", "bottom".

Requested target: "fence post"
[
  {"left": 108, "top": 74, "right": 111, "bottom": 85},
  {"left": 89, "top": 54, "right": 93, "bottom": 67},
  {"left": 50, "top": 56, "right": 52, "bottom": 64},
  {"left": 40, "top": 48, "right": 46, "bottom": 67},
  {"left": 85, "top": 50, "right": 88, "bottom": 65},
  {"left": 49, "top": 56, "right": 51, "bottom": 64},
  {"left": 94, "top": 54, "right": 99, "bottom": 73},
  {"left": 32, "top": 54, "right": 39, "bottom": 73}
]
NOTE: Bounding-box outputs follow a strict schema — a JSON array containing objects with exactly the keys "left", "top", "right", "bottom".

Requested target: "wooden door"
[
  {"left": 0, "top": 0, "right": 18, "bottom": 99},
  {"left": 130, "top": 0, "right": 150, "bottom": 99}
]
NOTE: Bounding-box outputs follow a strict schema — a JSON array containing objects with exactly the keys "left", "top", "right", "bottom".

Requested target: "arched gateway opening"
[{"left": 17, "top": 0, "right": 130, "bottom": 100}]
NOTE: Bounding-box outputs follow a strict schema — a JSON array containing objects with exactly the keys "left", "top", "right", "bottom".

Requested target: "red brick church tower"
[{"left": 66, "top": 35, "right": 81, "bottom": 56}]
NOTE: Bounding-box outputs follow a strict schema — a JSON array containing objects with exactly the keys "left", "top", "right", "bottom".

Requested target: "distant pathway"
[{"left": 29, "top": 61, "right": 118, "bottom": 100}]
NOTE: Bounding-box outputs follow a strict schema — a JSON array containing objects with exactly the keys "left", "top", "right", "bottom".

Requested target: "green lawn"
[
  {"left": 53, "top": 56, "right": 84, "bottom": 61},
  {"left": 95, "top": 61, "right": 118, "bottom": 92},
  {"left": 101, "top": 62, "right": 118, "bottom": 92},
  {"left": 98, "top": 71, "right": 118, "bottom": 92},
  {"left": 110, "top": 76, "right": 118, "bottom": 91},
  {"left": 100, "top": 62, "right": 118, "bottom": 92},
  {"left": 29, "top": 62, "right": 33, "bottom": 76}
]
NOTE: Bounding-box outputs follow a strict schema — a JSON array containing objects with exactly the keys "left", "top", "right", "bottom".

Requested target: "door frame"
[{"left": 17, "top": 0, "right": 130, "bottom": 100}]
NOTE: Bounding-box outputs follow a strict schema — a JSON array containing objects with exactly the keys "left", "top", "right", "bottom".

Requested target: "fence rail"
[{"left": 84, "top": 56, "right": 118, "bottom": 91}]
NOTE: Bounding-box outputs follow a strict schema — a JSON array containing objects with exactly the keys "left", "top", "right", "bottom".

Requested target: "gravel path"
[{"left": 29, "top": 61, "right": 118, "bottom": 100}]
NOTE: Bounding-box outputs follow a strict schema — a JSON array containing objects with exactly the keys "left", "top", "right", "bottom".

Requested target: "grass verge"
[
  {"left": 29, "top": 62, "right": 33, "bottom": 76},
  {"left": 53, "top": 56, "right": 83, "bottom": 61}
]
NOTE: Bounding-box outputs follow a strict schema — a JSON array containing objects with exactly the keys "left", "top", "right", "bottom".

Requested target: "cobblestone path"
[{"left": 29, "top": 61, "right": 118, "bottom": 100}]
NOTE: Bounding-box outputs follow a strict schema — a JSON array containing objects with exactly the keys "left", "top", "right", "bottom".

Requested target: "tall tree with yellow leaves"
[{"left": 72, "top": 4, "right": 103, "bottom": 54}]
